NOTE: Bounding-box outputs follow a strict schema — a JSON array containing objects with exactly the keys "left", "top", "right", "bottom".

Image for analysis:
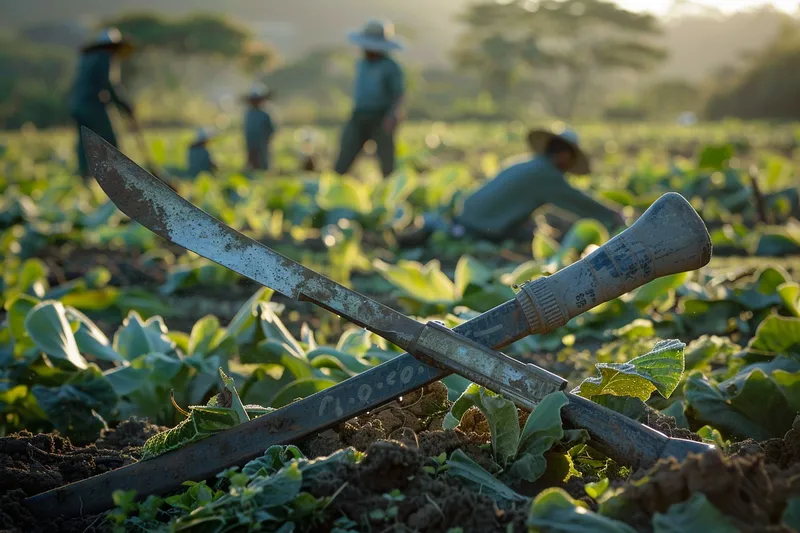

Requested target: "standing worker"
[
  {"left": 398, "top": 126, "right": 626, "bottom": 246},
  {"left": 334, "top": 20, "right": 405, "bottom": 178},
  {"left": 187, "top": 128, "right": 218, "bottom": 178},
  {"left": 68, "top": 27, "right": 136, "bottom": 180},
  {"left": 243, "top": 83, "right": 276, "bottom": 171}
]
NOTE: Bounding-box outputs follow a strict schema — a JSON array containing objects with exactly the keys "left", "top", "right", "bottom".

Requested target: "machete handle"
[{"left": 515, "top": 192, "right": 711, "bottom": 334}]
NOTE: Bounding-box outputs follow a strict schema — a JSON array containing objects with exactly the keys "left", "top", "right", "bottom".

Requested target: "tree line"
[{"left": 2, "top": 2, "right": 800, "bottom": 129}]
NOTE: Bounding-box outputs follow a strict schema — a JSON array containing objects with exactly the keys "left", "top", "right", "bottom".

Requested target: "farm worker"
[
  {"left": 398, "top": 126, "right": 625, "bottom": 246},
  {"left": 334, "top": 19, "right": 405, "bottom": 178},
  {"left": 243, "top": 83, "right": 276, "bottom": 171},
  {"left": 68, "top": 27, "right": 135, "bottom": 179},
  {"left": 187, "top": 128, "right": 218, "bottom": 177}
]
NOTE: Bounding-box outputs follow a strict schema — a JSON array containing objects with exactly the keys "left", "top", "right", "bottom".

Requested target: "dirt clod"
[
  {"left": 95, "top": 417, "right": 167, "bottom": 452},
  {"left": 645, "top": 408, "right": 702, "bottom": 442},
  {"left": 608, "top": 449, "right": 800, "bottom": 533},
  {"left": 307, "top": 440, "right": 528, "bottom": 532}
]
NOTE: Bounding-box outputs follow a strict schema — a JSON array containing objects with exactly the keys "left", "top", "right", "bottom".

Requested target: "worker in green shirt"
[
  {"left": 187, "top": 128, "right": 218, "bottom": 178},
  {"left": 243, "top": 83, "right": 276, "bottom": 171},
  {"left": 398, "top": 127, "right": 625, "bottom": 246},
  {"left": 334, "top": 20, "right": 405, "bottom": 178},
  {"left": 68, "top": 28, "right": 135, "bottom": 179}
]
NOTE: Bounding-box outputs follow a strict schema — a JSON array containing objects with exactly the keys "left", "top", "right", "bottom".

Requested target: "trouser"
[
  {"left": 72, "top": 108, "right": 117, "bottom": 178},
  {"left": 247, "top": 146, "right": 269, "bottom": 171},
  {"left": 334, "top": 110, "right": 395, "bottom": 178}
]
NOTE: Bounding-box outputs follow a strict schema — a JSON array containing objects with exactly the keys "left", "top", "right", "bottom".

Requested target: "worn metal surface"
[
  {"left": 82, "top": 127, "right": 423, "bottom": 350},
  {"left": 515, "top": 192, "right": 712, "bottom": 334},
  {"left": 413, "top": 322, "right": 567, "bottom": 406},
  {"left": 563, "top": 393, "right": 714, "bottom": 468},
  {"left": 28, "top": 135, "right": 717, "bottom": 518}
]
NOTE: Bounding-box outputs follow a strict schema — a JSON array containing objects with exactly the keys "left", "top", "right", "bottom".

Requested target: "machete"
[{"left": 24, "top": 129, "right": 714, "bottom": 517}]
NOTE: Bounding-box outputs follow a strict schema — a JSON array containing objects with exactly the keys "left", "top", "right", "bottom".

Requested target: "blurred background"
[{"left": 2, "top": 0, "right": 800, "bottom": 130}]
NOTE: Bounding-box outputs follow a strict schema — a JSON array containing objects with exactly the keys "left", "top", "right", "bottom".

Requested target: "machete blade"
[{"left": 82, "top": 126, "right": 431, "bottom": 349}]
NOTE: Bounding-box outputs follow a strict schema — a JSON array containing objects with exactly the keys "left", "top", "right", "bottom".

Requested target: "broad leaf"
[
  {"left": 258, "top": 303, "right": 304, "bottom": 359},
  {"left": 684, "top": 371, "right": 793, "bottom": 441},
  {"left": 652, "top": 493, "right": 739, "bottom": 533},
  {"left": 113, "top": 311, "right": 176, "bottom": 360},
  {"left": 24, "top": 300, "right": 88, "bottom": 369},
  {"left": 746, "top": 315, "right": 800, "bottom": 357},
  {"left": 335, "top": 328, "right": 372, "bottom": 357},
  {"left": 445, "top": 449, "right": 526, "bottom": 504},
  {"left": 243, "top": 445, "right": 305, "bottom": 478},
  {"left": 454, "top": 255, "right": 493, "bottom": 299},
  {"left": 632, "top": 273, "right": 689, "bottom": 310},
  {"left": 64, "top": 306, "right": 124, "bottom": 363},
  {"left": 683, "top": 335, "right": 740, "bottom": 372},
  {"left": 779, "top": 282, "right": 800, "bottom": 317},
  {"left": 506, "top": 391, "right": 568, "bottom": 484},
  {"left": 7, "top": 294, "right": 38, "bottom": 341},
  {"left": 373, "top": 258, "right": 455, "bottom": 305},
  {"left": 188, "top": 315, "right": 224, "bottom": 357},
  {"left": 592, "top": 395, "right": 648, "bottom": 422},
  {"left": 576, "top": 340, "right": 685, "bottom": 401},
  {"left": 527, "top": 488, "right": 638, "bottom": 533},
  {"left": 444, "top": 383, "right": 520, "bottom": 466},
  {"left": 31, "top": 365, "right": 117, "bottom": 443}
]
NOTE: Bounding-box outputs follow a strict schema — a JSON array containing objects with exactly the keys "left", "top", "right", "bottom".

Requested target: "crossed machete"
[{"left": 24, "top": 128, "right": 716, "bottom": 517}]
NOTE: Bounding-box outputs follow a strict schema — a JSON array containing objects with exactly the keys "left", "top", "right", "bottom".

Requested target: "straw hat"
[
  {"left": 243, "top": 82, "right": 272, "bottom": 102},
  {"left": 82, "top": 27, "right": 134, "bottom": 54},
  {"left": 347, "top": 20, "right": 404, "bottom": 53},
  {"left": 527, "top": 125, "right": 590, "bottom": 175}
]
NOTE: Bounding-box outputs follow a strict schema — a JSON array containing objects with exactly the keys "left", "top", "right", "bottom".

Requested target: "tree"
[
  {"left": 705, "top": 20, "right": 800, "bottom": 121},
  {"left": 452, "top": 0, "right": 666, "bottom": 118},
  {"left": 103, "top": 12, "right": 280, "bottom": 91}
]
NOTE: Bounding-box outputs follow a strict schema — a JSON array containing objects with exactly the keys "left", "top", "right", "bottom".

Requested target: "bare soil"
[{"left": 1, "top": 390, "right": 797, "bottom": 533}]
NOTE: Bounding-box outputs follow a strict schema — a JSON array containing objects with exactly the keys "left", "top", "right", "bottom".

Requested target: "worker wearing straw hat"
[
  {"left": 398, "top": 125, "right": 625, "bottom": 246},
  {"left": 187, "top": 127, "right": 218, "bottom": 178},
  {"left": 243, "top": 83, "right": 277, "bottom": 171},
  {"left": 334, "top": 19, "right": 405, "bottom": 178},
  {"left": 68, "top": 27, "right": 136, "bottom": 179}
]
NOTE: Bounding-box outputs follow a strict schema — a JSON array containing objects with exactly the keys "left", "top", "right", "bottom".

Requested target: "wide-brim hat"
[
  {"left": 527, "top": 125, "right": 590, "bottom": 175},
  {"left": 192, "top": 127, "right": 217, "bottom": 146},
  {"left": 242, "top": 82, "right": 272, "bottom": 102},
  {"left": 347, "top": 19, "right": 404, "bottom": 53},
  {"left": 82, "top": 27, "right": 134, "bottom": 53}
]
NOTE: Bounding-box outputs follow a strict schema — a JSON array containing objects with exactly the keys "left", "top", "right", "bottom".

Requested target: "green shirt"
[
  {"left": 187, "top": 145, "right": 215, "bottom": 177},
  {"left": 457, "top": 155, "right": 619, "bottom": 240},
  {"left": 68, "top": 50, "right": 132, "bottom": 116},
  {"left": 352, "top": 56, "right": 404, "bottom": 113},
  {"left": 244, "top": 107, "right": 275, "bottom": 149}
]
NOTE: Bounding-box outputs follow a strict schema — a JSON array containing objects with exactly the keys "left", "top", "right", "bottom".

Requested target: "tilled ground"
[{"left": 1, "top": 385, "right": 798, "bottom": 533}]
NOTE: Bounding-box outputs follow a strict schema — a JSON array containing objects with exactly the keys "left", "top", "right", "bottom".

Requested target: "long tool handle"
[
  {"left": 24, "top": 193, "right": 713, "bottom": 517},
  {"left": 514, "top": 192, "right": 711, "bottom": 335}
]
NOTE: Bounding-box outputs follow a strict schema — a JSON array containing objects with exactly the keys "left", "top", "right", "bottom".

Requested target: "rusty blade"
[{"left": 82, "top": 126, "right": 423, "bottom": 350}]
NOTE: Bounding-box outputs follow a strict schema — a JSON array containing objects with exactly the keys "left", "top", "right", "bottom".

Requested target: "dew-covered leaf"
[{"left": 576, "top": 340, "right": 685, "bottom": 401}]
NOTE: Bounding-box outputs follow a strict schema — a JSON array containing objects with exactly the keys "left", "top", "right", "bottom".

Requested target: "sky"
[{"left": 615, "top": 0, "right": 799, "bottom": 16}]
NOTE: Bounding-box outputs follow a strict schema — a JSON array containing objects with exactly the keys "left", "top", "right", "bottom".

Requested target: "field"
[{"left": 2, "top": 120, "right": 800, "bottom": 533}]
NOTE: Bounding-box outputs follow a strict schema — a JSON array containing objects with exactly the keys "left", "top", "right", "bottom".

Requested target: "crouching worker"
[
  {"left": 68, "top": 28, "right": 135, "bottom": 179},
  {"left": 243, "top": 83, "right": 276, "bottom": 171},
  {"left": 398, "top": 127, "right": 625, "bottom": 246},
  {"left": 334, "top": 20, "right": 405, "bottom": 178},
  {"left": 187, "top": 128, "right": 218, "bottom": 178}
]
